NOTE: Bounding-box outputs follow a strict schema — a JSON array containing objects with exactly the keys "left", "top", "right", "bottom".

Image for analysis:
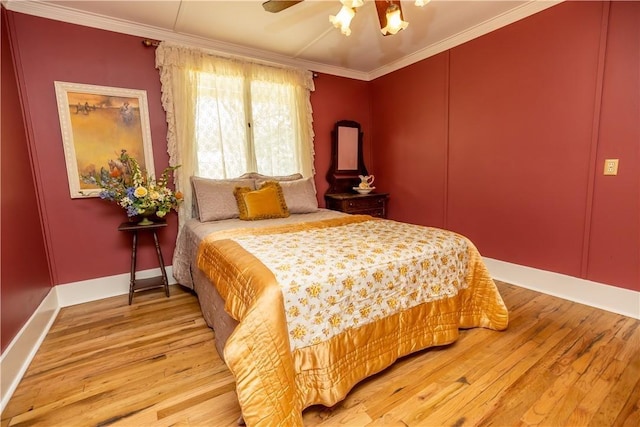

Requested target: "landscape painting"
[{"left": 54, "top": 81, "right": 155, "bottom": 198}]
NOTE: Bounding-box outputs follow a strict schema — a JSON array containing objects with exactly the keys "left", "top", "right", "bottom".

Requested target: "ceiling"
[{"left": 5, "top": 0, "right": 561, "bottom": 80}]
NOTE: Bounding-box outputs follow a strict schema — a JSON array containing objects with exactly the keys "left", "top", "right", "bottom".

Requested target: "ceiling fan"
[{"left": 262, "top": 1, "right": 422, "bottom": 36}]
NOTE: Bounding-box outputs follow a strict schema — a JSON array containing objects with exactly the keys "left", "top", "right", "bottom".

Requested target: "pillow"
[
  {"left": 191, "top": 177, "right": 256, "bottom": 221},
  {"left": 256, "top": 177, "right": 318, "bottom": 214},
  {"left": 234, "top": 181, "right": 290, "bottom": 220},
  {"left": 237, "top": 172, "right": 303, "bottom": 182}
]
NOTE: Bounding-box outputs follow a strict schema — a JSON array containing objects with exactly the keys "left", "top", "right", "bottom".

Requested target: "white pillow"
[
  {"left": 256, "top": 177, "right": 318, "bottom": 214},
  {"left": 191, "top": 177, "right": 256, "bottom": 221}
]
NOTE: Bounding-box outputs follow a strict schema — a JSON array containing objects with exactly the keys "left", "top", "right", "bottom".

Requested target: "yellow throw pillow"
[{"left": 234, "top": 181, "right": 290, "bottom": 220}]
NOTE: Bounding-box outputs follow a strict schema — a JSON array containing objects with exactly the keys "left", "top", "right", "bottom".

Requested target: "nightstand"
[
  {"left": 118, "top": 221, "right": 169, "bottom": 304},
  {"left": 325, "top": 192, "right": 389, "bottom": 218}
]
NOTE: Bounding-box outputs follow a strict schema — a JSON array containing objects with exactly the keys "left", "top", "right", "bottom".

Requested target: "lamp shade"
[
  {"left": 381, "top": 3, "right": 408, "bottom": 35},
  {"left": 329, "top": 5, "right": 356, "bottom": 36}
]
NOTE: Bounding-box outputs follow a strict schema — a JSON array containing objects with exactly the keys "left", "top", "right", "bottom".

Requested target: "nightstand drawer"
[
  {"left": 345, "top": 197, "right": 384, "bottom": 210},
  {"left": 325, "top": 193, "right": 389, "bottom": 218},
  {"left": 356, "top": 207, "right": 385, "bottom": 217}
]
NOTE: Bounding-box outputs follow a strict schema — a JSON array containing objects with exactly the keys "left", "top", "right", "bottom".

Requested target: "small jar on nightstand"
[{"left": 324, "top": 192, "right": 389, "bottom": 218}]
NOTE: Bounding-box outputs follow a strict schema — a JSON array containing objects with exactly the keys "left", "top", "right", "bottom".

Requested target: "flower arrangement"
[{"left": 82, "top": 150, "right": 182, "bottom": 222}]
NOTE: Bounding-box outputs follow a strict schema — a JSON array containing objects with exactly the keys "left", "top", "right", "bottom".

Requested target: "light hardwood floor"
[{"left": 2, "top": 281, "right": 639, "bottom": 426}]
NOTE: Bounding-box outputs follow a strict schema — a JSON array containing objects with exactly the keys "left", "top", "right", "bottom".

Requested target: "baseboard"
[
  {"left": 56, "top": 266, "right": 177, "bottom": 307},
  {"left": 1, "top": 266, "right": 177, "bottom": 412},
  {"left": 1, "top": 287, "right": 59, "bottom": 413},
  {"left": 483, "top": 257, "right": 640, "bottom": 319}
]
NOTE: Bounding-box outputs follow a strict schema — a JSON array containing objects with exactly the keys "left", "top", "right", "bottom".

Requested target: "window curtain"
[{"left": 155, "top": 42, "right": 316, "bottom": 229}]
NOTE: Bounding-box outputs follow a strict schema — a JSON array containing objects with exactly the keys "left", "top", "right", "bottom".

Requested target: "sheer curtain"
[{"left": 155, "top": 42, "right": 316, "bottom": 228}]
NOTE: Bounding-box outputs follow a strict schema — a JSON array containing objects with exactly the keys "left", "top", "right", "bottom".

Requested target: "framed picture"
[{"left": 54, "top": 81, "right": 155, "bottom": 198}]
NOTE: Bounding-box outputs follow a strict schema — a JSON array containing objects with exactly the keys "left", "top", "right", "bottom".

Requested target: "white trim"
[
  {"left": 1, "top": 287, "right": 59, "bottom": 413},
  {"left": 483, "top": 257, "right": 640, "bottom": 320},
  {"left": 56, "top": 266, "right": 177, "bottom": 307},
  {"left": 0, "top": 266, "right": 177, "bottom": 411},
  {"left": 4, "top": 0, "right": 563, "bottom": 82}
]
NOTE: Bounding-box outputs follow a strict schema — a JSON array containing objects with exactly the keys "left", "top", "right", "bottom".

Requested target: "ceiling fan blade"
[{"left": 262, "top": 0, "right": 304, "bottom": 13}]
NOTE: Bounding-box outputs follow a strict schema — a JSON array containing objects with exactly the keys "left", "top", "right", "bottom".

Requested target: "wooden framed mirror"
[{"left": 326, "top": 120, "right": 368, "bottom": 194}]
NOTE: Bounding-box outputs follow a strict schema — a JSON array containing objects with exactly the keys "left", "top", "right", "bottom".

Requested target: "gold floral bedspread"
[{"left": 197, "top": 215, "right": 509, "bottom": 426}]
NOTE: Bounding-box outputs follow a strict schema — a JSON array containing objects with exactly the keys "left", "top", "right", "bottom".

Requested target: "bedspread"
[{"left": 197, "top": 215, "right": 508, "bottom": 426}]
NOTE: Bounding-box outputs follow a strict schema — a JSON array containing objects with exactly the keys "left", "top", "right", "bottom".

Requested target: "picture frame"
[{"left": 54, "top": 81, "right": 155, "bottom": 198}]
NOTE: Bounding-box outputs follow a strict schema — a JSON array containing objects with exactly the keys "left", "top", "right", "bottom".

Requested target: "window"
[
  {"left": 194, "top": 73, "right": 301, "bottom": 179},
  {"left": 155, "top": 43, "right": 315, "bottom": 226}
]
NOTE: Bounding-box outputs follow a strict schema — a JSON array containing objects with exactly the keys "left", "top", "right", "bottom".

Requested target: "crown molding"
[
  {"left": 3, "top": 0, "right": 369, "bottom": 81},
  {"left": 367, "top": 0, "right": 563, "bottom": 80},
  {"left": 4, "top": 0, "right": 562, "bottom": 82}
]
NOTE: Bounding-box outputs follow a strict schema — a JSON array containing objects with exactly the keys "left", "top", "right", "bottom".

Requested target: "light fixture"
[
  {"left": 380, "top": 3, "right": 408, "bottom": 35},
  {"left": 329, "top": 1, "right": 357, "bottom": 36},
  {"left": 329, "top": 0, "right": 428, "bottom": 37}
]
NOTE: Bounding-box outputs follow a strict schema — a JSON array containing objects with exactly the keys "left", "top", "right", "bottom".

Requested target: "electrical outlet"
[{"left": 604, "top": 159, "right": 619, "bottom": 176}]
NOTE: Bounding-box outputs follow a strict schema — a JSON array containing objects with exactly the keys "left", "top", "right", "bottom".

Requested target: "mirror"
[
  {"left": 326, "top": 120, "right": 368, "bottom": 194},
  {"left": 337, "top": 126, "right": 359, "bottom": 170}
]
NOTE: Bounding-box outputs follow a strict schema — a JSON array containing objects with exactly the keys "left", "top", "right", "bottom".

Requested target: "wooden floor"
[{"left": 2, "top": 281, "right": 639, "bottom": 426}]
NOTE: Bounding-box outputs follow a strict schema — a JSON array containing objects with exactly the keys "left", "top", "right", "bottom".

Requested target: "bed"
[{"left": 173, "top": 174, "right": 509, "bottom": 426}]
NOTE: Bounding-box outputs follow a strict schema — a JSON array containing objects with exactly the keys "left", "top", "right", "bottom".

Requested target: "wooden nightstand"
[
  {"left": 118, "top": 221, "right": 169, "bottom": 304},
  {"left": 325, "top": 192, "right": 389, "bottom": 218}
]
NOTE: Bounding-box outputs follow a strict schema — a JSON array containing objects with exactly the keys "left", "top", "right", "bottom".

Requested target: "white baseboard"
[
  {"left": 0, "top": 266, "right": 177, "bottom": 412},
  {"left": 1, "top": 287, "right": 59, "bottom": 413},
  {"left": 483, "top": 257, "right": 640, "bottom": 319},
  {"left": 56, "top": 266, "right": 176, "bottom": 307}
]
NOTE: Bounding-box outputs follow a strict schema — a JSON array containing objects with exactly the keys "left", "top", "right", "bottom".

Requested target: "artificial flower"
[{"left": 82, "top": 149, "right": 182, "bottom": 219}]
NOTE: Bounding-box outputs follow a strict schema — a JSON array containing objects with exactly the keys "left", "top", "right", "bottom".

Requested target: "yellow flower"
[
  {"left": 149, "top": 190, "right": 160, "bottom": 200},
  {"left": 329, "top": 314, "right": 341, "bottom": 327},
  {"left": 372, "top": 270, "right": 384, "bottom": 283},
  {"left": 134, "top": 186, "right": 148, "bottom": 198},
  {"left": 290, "top": 325, "right": 307, "bottom": 339},
  {"left": 306, "top": 284, "right": 321, "bottom": 298},
  {"left": 288, "top": 306, "right": 300, "bottom": 317}
]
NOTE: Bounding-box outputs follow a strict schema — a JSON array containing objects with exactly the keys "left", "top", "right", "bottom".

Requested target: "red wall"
[
  {"left": 586, "top": 2, "right": 640, "bottom": 287},
  {"left": 1, "top": 9, "right": 52, "bottom": 353},
  {"left": 7, "top": 12, "right": 176, "bottom": 286},
  {"left": 311, "top": 74, "right": 371, "bottom": 203},
  {"left": 368, "top": 52, "right": 450, "bottom": 227},
  {"left": 371, "top": 1, "right": 639, "bottom": 291}
]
